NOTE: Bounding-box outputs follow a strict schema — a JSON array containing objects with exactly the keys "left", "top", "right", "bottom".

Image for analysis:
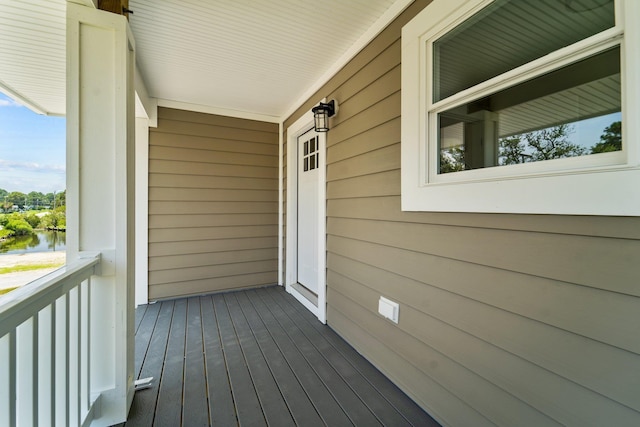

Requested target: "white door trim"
[{"left": 285, "top": 106, "right": 327, "bottom": 324}]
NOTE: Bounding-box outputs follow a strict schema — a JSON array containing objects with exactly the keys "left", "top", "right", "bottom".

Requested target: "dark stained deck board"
[
  {"left": 126, "top": 301, "right": 175, "bottom": 427},
  {"left": 224, "top": 292, "right": 296, "bottom": 426},
  {"left": 154, "top": 298, "right": 187, "bottom": 427},
  {"left": 275, "top": 288, "right": 441, "bottom": 427},
  {"left": 234, "top": 291, "right": 325, "bottom": 427},
  {"left": 200, "top": 296, "right": 238, "bottom": 426},
  {"left": 125, "top": 286, "right": 441, "bottom": 427},
  {"left": 134, "top": 303, "right": 148, "bottom": 334},
  {"left": 133, "top": 302, "right": 161, "bottom": 380},
  {"left": 254, "top": 288, "right": 383, "bottom": 426},
  {"left": 246, "top": 288, "right": 354, "bottom": 426},
  {"left": 183, "top": 297, "right": 209, "bottom": 426},
  {"left": 213, "top": 293, "right": 266, "bottom": 426},
  {"left": 259, "top": 287, "right": 413, "bottom": 427}
]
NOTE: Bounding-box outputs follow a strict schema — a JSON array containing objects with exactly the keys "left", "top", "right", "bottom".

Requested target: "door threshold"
[{"left": 291, "top": 282, "right": 318, "bottom": 306}]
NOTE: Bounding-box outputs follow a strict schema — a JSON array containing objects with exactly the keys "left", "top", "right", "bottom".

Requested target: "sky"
[
  {"left": 0, "top": 92, "right": 66, "bottom": 195},
  {"left": 569, "top": 112, "right": 621, "bottom": 149}
]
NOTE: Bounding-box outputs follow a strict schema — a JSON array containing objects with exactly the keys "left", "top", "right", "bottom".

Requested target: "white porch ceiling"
[
  {"left": 129, "top": 0, "right": 401, "bottom": 120},
  {"left": 0, "top": 0, "right": 406, "bottom": 120},
  {"left": 0, "top": 0, "right": 66, "bottom": 115}
]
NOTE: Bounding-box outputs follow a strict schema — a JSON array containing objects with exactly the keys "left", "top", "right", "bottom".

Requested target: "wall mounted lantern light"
[{"left": 312, "top": 100, "right": 338, "bottom": 132}]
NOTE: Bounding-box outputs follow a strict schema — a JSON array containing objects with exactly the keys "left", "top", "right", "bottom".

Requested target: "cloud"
[
  {"left": 0, "top": 98, "right": 21, "bottom": 108},
  {"left": 0, "top": 159, "right": 65, "bottom": 174},
  {"left": 0, "top": 159, "right": 65, "bottom": 193}
]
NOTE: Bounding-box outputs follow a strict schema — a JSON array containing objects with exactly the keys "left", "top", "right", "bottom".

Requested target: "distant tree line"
[
  {"left": 499, "top": 121, "right": 621, "bottom": 165},
  {"left": 440, "top": 121, "right": 622, "bottom": 173},
  {"left": 0, "top": 208, "right": 66, "bottom": 240},
  {"left": 0, "top": 189, "right": 66, "bottom": 212}
]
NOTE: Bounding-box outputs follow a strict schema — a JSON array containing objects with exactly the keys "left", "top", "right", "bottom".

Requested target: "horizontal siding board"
[
  {"left": 149, "top": 201, "right": 277, "bottom": 215},
  {"left": 149, "top": 145, "right": 276, "bottom": 167},
  {"left": 327, "top": 196, "right": 640, "bottom": 239},
  {"left": 150, "top": 159, "right": 277, "bottom": 178},
  {"left": 149, "top": 237, "right": 277, "bottom": 257},
  {"left": 331, "top": 67, "right": 400, "bottom": 128},
  {"left": 329, "top": 266, "right": 640, "bottom": 424},
  {"left": 328, "top": 251, "right": 640, "bottom": 411},
  {"left": 332, "top": 275, "right": 640, "bottom": 426},
  {"left": 158, "top": 107, "right": 278, "bottom": 132},
  {"left": 327, "top": 118, "right": 400, "bottom": 163},
  {"left": 328, "top": 306, "right": 490, "bottom": 427},
  {"left": 153, "top": 118, "right": 276, "bottom": 144},
  {"left": 328, "top": 217, "right": 640, "bottom": 297},
  {"left": 149, "top": 109, "right": 278, "bottom": 297},
  {"left": 149, "top": 187, "right": 277, "bottom": 202},
  {"left": 150, "top": 132, "right": 277, "bottom": 156},
  {"left": 326, "top": 170, "right": 400, "bottom": 199},
  {"left": 149, "top": 249, "right": 277, "bottom": 271},
  {"left": 327, "top": 144, "right": 400, "bottom": 181},
  {"left": 149, "top": 260, "right": 277, "bottom": 285},
  {"left": 149, "top": 225, "right": 277, "bottom": 243},
  {"left": 327, "top": 235, "right": 640, "bottom": 355},
  {"left": 149, "top": 272, "right": 277, "bottom": 300},
  {"left": 330, "top": 287, "right": 555, "bottom": 427},
  {"left": 149, "top": 174, "right": 276, "bottom": 190},
  {"left": 327, "top": 91, "right": 400, "bottom": 143},
  {"left": 331, "top": 40, "right": 401, "bottom": 106},
  {"left": 149, "top": 213, "right": 277, "bottom": 228}
]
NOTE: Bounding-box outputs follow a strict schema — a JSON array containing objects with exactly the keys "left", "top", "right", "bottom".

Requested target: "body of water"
[{"left": 0, "top": 231, "right": 66, "bottom": 254}]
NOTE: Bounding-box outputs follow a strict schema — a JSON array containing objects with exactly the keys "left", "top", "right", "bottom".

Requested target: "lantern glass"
[{"left": 314, "top": 109, "right": 329, "bottom": 132}]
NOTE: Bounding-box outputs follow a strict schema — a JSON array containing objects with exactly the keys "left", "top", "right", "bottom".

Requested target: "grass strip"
[{"left": 0, "top": 262, "right": 65, "bottom": 275}]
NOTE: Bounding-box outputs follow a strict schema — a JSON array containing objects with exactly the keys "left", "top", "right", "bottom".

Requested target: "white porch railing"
[{"left": 0, "top": 252, "right": 101, "bottom": 427}]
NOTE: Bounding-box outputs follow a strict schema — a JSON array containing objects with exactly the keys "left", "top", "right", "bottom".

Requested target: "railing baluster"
[
  {"left": 86, "top": 278, "right": 91, "bottom": 414},
  {"left": 0, "top": 333, "right": 15, "bottom": 427},
  {"left": 76, "top": 285, "right": 82, "bottom": 426},
  {"left": 55, "top": 295, "right": 66, "bottom": 427},
  {"left": 16, "top": 318, "right": 34, "bottom": 425},
  {"left": 51, "top": 301, "right": 57, "bottom": 426},
  {"left": 9, "top": 331, "right": 16, "bottom": 427},
  {"left": 37, "top": 305, "right": 53, "bottom": 425},
  {"left": 79, "top": 279, "right": 89, "bottom": 418},
  {"left": 32, "top": 314, "right": 39, "bottom": 427},
  {"left": 65, "top": 292, "right": 71, "bottom": 426},
  {"left": 0, "top": 254, "right": 100, "bottom": 427}
]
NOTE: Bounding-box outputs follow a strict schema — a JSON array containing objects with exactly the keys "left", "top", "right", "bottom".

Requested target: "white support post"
[
  {"left": 66, "top": 4, "right": 136, "bottom": 425},
  {"left": 134, "top": 117, "right": 149, "bottom": 306}
]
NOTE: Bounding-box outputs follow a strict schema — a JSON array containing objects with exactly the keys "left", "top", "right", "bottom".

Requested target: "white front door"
[
  {"left": 285, "top": 109, "right": 327, "bottom": 324},
  {"left": 297, "top": 130, "right": 320, "bottom": 294}
]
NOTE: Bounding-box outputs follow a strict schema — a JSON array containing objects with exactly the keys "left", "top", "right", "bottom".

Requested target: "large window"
[{"left": 401, "top": 0, "right": 640, "bottom": 215}]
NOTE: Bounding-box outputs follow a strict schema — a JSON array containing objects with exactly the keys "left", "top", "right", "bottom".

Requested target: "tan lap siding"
[
  {"left": 283, "top": 0, "right": 640, "bottom": 425},
  {"left": 149, "top": 107, "right": 278, "bottom": 299}
]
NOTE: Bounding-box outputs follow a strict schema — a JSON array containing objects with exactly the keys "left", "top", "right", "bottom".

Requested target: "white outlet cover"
[{"left": 378, "top": 296, "right": 399, "bottom": 323}]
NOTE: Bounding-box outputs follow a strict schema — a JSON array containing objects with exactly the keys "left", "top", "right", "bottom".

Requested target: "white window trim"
[{"left": 401, "top": 0, "right": 640, "bottom": 215}]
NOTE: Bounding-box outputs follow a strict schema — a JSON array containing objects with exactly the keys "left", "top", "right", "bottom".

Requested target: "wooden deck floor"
[{"left": 122, "top": 286, "right": 440, "bottom": 426}]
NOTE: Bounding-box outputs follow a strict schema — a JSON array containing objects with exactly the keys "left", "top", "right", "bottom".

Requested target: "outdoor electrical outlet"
[{"left": 378, "top": 296, "right": 399, "bottom": 324}]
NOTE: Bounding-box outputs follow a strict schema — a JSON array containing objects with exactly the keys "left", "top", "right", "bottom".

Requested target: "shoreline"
[{"left": 0, "top": 251, "right": 66, "bottom": 291}]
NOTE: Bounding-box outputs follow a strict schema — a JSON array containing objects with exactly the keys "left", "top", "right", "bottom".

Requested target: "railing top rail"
[{"left": 0, "top": 252, "right": 101, "bottom": 338}]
